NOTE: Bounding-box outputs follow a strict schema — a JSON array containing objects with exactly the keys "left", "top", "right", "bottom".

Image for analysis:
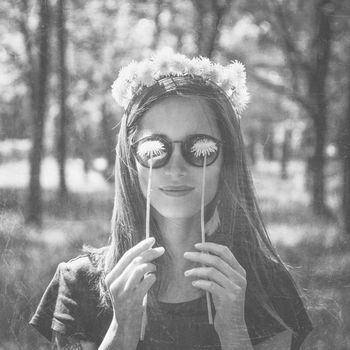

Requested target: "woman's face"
[{"left": 134, "top": 96, "right": 222, "bottom": 219}]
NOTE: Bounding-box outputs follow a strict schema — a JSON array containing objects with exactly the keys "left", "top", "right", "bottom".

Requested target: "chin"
[{"left": 153, "top": 206, "right": 199, "bottom": 220}]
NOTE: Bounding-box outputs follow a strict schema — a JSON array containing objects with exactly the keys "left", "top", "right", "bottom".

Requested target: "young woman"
[{"left": 30, "top": 51, "right": 312, "bottom": 350}]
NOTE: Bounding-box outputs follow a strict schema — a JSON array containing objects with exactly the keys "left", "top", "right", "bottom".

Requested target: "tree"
[
  {"left": 344, "top": 67, "right": 350, "bottom": 235},
  {"left": 192, "top": 0, "right": 234, "bottom": 58},
  {"left": 56, "top": 0, "right": 68, "bottom": 198},
  {"left": 26, "top": 0, "right": 51, "bottom": 226},
  {"left": 280, "top": 128, "right": 292, "bottom": 179},
  {"left": 333, "top": 1, "right": 350, "bottom": 237},
  {"left": 339, "top": 44, "right": 350, "bottom": 236},
  {"left": 248, "top": 0, "right": 336, "bottom": 216}
]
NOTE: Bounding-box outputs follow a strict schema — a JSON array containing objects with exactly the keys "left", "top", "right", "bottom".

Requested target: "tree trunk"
[
  {"left": 342, "top": 49, "right": 350, "bottom": 235},
  {"left": 311, "top": 113, "right": 327, "bottom": 215},
  {"left": 192, "top": 0, "right": 205, "bottom": 55},
  {"left": 280, "top": 129, "right": 291, "bottom": 179},
  {"left": 192, "top": 0, "right": 230, "bottom": 58},
  {"left": 26, "top": 0, "right": 51, "bottom": 226},
  {"left": 57, "top": 0, "right": 68, "bottom": 198},
  {"left": 307, "top": 0, "right": 333, "bottom": 216},
  {"left": 263, "top": 133, "right": 275, "bottom": 161},
  {"left": 151, "top": 0, "right": 162, "bottom": 50},
  {"left": 343, "top": 112, "right": 350, "bottom": 236}
]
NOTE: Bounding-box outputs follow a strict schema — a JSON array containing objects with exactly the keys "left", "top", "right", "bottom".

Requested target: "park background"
[{"left": 0, "top": 0, "right": 350, "bottom": 349}]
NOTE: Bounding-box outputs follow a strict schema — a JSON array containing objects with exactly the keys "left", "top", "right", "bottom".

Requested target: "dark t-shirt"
[{"left": 29, "top": 255, "right": 312, "bottom": 349}]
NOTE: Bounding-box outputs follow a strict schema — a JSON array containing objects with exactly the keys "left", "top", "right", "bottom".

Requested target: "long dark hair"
[{"left": 91, "top": 75, "right": 294, "bottom": 331}]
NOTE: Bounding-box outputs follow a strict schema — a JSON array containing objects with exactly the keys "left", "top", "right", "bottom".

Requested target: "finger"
[
  {"left": 105, "top": 237, "right": 156, "bottom": 286},
  {"left": 194, "top": 242, "right": 246, "bottom": 278},
  {"left": 184, "top": 252, "right": 246, "bottom": 285},
  {"left": 191, "top": 279, "right": 225, "bottom": 297},
  {"left": 121, "top": 246, "right": 164, "bottom": 280},
  {"left": 136, "top": 273, "right": 156, "bottom": 298},
  {"left": 185, "top": 266, "right": 237, "bottom": 291},
  {"left": 139, "top": 246, "right": 165, "bottom": 263},
  {"left": 124, "top": 263, "right": 156, "bottom": 291}
]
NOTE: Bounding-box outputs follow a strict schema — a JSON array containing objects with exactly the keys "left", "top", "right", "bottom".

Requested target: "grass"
[{"left": 0, "top": 157, "right": 349, "bottom": 349}]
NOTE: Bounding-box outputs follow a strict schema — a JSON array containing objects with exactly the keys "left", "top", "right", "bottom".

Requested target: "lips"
[{"left": 160, "top": 185, "right": 194, "bottom": 197}]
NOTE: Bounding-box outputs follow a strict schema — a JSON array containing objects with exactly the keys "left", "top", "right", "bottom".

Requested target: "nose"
[{"left": 164, "top": 143, "right": 187, "bottom": 177}]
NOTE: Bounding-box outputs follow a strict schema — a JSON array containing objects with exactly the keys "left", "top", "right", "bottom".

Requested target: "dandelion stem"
[
  {"left": 140, "top": 156, "right": 153, "bottom": 340},
  {"left": 200, "top": 155, "right": 213, "bottom": 324}
]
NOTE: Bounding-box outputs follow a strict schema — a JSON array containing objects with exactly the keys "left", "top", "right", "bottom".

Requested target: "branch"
[
  {"left": 266, "top": 0, "right": 311, "bottom": 94},
  {"left": 151, "top": 0, "right": 162, "bottom": 50},
  {"left": 208, "top": 0, "right": 232, "bottom": 58},
  {"left": 191, "top": 0, "right": 206, "bottom": 56},
  {"left": 250, "top": 69, "right": 313, "bottom": 113},
  {"left": 16, "top": 0, "right": 37, "bottom": 89},
  {"left": 267, "top": 0, "right": 310, "bottom": 70}
]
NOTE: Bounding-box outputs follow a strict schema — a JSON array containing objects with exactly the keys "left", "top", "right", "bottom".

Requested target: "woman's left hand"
[{"left": 184, "top": 242, "right": 248, "bottom": 341}]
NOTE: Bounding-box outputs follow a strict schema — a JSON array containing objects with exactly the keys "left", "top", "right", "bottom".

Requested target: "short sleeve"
[
  {"left": 29, "top": 256, "right": 107, "bottom": 343},
  {"left": 29, "top": 264, "right": 61, "bottom": 341},
  {"left": 245, "top": 261, "right": 313, "bottom": 349}
]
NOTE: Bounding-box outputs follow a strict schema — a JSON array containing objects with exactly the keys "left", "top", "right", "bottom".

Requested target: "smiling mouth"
[{"left": 160, "top": 186, "right": 195, "bottom": 197}]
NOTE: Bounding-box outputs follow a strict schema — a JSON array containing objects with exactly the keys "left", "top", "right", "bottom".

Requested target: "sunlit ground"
[
  {"left": 0, "top": 157, "right": 110, "bottom": 192},
  {"left": 253, "top": 159, "right": 341, "bottom": 247},
  {"left": 0, "top": 157, "right": 349, "bottom": 349}
]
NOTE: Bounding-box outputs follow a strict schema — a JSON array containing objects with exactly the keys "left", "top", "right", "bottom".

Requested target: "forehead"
[{"left": 136, "top": 96, "right": 221, "bottom": 139}]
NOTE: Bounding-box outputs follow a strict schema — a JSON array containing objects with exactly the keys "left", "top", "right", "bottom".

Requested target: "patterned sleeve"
[{"left": 29, "top": 256, "right": 98, "bottom": 343}]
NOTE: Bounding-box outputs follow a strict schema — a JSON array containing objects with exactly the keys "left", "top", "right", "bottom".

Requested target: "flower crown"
[{"left": 111, "top": 48, "right": 249, "bottom": 116}]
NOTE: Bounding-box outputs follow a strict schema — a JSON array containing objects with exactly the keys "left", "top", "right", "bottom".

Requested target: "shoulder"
[
  {"left": 58, "top": 254, "right": 100, "bottom": 281},
  {"left": 29, "top": 253, "right": 109, "bottom": 343},
  {"left": 258, "top": 257, "right": 305, "bottom": 308},
  {"left": 53, "top": 255, "right": 95, "bottom": 291},
  {"left": 253, "top": 256, "right": 306, "bottom": 319},
  {"left": 244, "top": 255, "right": 312, "bottom": 348},
  {"left": 259, "top": 257, "right": 313, "bottom": 348}
]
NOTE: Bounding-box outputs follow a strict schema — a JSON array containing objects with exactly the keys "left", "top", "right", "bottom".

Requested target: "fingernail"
[
  {"left": 184, "top": 270, "right": 190, "bottom": 276},
  {"left": 192, "top": 281, "right": 198, "bottom": 286},
  {"left": 147, "top": 237, "right": 155, "bottom": 245},
  {"left": 194, "top": 243, "right": 201, "bottom": 248}
]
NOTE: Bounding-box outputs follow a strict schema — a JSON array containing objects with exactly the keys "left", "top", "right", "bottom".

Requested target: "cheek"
[
  {"left": 137, "top": 165, "right": 166, "bottom": 200},
  {"left": 136, "top": 165, "right": 149, "bottom": 197},
  {"left": 204, "top": 157, "right": 222, "bottom": 201}
]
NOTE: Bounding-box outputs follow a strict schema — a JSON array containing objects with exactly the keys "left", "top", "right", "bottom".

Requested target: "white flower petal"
[
  {"left": 111, "top": 52, "right": 249, "bottom": 116},
  {"left": 191, "top": 139, "right": 218, "bottom": 157},
  {"left": 137, "top": 140, "right": 166, "bottom": 158}
]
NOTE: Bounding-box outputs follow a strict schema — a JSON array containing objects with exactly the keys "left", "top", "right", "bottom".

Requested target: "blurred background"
[{"left": 0, "top": 0, "right": 349, "bottom": 349}]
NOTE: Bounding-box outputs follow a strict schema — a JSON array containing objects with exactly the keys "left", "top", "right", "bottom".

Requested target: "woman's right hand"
[{"left": 103, "top": 237, "right": 164, "bottom": 347}]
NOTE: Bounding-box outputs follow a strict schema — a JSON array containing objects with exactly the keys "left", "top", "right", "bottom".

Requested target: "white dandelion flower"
[
  {"left": 137, "top": 140, "right": 166, "bottom": 158},
  {"left": 111, "top": 51, "right": 249, "bottom": 116},
  {"left": 191, "top": 139, "right": 218, "bottom": 158}
]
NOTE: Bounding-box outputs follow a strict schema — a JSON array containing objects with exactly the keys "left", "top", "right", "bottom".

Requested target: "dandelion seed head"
[
  {"left": 137, "top": 140, "right": 166, "bottom": 158},
  {"left": 191, "top": 139, "right": 218, "bottom": 158}
]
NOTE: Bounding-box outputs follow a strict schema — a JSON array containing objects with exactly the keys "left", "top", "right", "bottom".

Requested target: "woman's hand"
[
  {"left": 184, "top": 242, "right": 252, "bottom": 350},
  {"left": 102, "top": 237, "right": 164, "bottom": 349}
]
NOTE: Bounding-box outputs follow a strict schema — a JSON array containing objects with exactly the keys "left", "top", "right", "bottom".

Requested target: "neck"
[
  {"left": 153, "top": 211, "right": 201, "bottom": 270},
  {"left": 153, "top": 211, "right": 205, "bottom": 302}
]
